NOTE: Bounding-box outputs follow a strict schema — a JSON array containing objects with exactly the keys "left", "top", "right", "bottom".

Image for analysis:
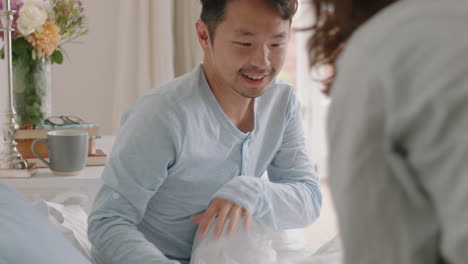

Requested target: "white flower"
[
  {"left": 17, "top": 2, "right": 48, "bottom": 36},
  {"left": 27, "top": 0, "right": 54, "bottom": 20}
]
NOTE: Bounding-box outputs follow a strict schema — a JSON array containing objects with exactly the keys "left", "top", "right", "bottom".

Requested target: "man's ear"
[{"left": 196, "top": 19, "right": 212, "bottom": 52}]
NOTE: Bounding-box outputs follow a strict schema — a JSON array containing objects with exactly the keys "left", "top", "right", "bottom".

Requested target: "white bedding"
[
  {"left": 33, "top": 192, "right": 343, "bottom": 264},
  {"left": 32, "top": 192, "right": 92, "bottom": 260},
  {"left": 295, "top": 236, "right": 342, "bottom": 264},
  {"left": 191, "top": 218, "right": 343, "bottom": 264},
  {"left": 0, "top": 180, "right": 91, "bottom": 264}
]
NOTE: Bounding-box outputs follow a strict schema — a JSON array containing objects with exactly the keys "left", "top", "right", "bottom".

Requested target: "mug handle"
[{"left": 31, "top": 138, "right": 51, "bottom": 169}]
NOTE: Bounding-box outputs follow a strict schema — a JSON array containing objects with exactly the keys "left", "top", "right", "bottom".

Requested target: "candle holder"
[{"left": 0, "top": 0, "right": 30, "bottom": 178}]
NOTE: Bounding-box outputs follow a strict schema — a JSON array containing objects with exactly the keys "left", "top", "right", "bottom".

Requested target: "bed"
[
  {"left": 0, "top": 180, "right": 91, "bottom": 264},
  {"left": 0, "top": 179, "right": 342, "bottom": 264}
]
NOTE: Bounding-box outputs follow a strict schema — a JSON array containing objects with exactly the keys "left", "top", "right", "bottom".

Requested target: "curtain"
[
  {"left": 295, "top": 0, "right": 330, "bottom": 178},
  {"left": 111, "top": 0, "right": 203, "bottom": 134}
]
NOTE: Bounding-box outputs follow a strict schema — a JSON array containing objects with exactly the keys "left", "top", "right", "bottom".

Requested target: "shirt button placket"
[{"left": 241, "top": 135, "right": 250, "bottom": 175}]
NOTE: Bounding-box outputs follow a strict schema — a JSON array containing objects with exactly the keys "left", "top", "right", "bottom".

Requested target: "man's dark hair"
[{"left": 200, "top": 0, "right": 298, "bottom": 44}]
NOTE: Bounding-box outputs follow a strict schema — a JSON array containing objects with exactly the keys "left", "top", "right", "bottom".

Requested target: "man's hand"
[{"left": 191, "top": 198, "right": 251, "bottom": 239}]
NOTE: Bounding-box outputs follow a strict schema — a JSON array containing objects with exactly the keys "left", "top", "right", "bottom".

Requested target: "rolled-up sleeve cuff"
[{"left": 212, "top": 176, "right": 264, "bottom": 214}]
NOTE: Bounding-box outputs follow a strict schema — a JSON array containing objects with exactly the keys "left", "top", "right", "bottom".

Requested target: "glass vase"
[{"left": 13, "top": 58, "right": 52, "bottom": 128}]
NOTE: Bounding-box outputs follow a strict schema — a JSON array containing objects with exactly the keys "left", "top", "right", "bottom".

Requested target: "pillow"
[
  {"left": 271, "top": 229, "right": 318, "bottom": 263},
  {"left": 32, "top": 192, "right": 92, "bottom": 260},
  {"left": 296, "top": 235, "right": 343, "bottom": 264},
  {"left": 271, "top": 229, "right": 306, "bottom": 251},
  {"left": 0, "top": 180, "right": 91, "bottom": 264}
]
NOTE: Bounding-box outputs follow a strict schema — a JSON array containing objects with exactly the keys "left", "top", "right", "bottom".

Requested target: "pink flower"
[{"left": 0, "top": 0, "right": 24, "bottom": 39}]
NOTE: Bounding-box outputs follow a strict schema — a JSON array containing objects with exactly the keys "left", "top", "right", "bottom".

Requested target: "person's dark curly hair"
[
  {"left": 200, "top": 0, "right": 298, "bottom": 44},
  {"left": 307, "top": 0, "right": 398, "bottom": 94}
]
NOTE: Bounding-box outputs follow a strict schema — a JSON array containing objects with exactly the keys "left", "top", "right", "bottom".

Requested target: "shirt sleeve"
[
  {"left": 214, "top": 92, "right": 322, "bottom": 230},
  {"left": 87, "top": 99, "right": 181, "bottom": 264}
]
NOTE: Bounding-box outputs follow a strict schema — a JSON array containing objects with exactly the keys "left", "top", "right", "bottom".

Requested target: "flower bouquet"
[{"left": 0, "top": 0, "right": 87, "bottom": 127}]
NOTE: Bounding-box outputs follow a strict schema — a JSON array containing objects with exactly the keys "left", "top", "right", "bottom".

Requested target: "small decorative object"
[{"left": 0, "top": 0, "right": 88, "bottom": 127}]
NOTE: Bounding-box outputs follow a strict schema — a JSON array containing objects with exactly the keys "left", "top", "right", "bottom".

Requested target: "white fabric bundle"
[
  {"left": 191, "top": 219, "right": 278, "bottom": 264},
  {"left": 32, "top": 192, "right": 92, "bottom": 260},
  {"left": 191, "top": 218, "right": 342, "bottom": 264}
]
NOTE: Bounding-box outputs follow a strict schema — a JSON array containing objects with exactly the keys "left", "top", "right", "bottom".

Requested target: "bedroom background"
[{"left": 0, "top": 0, "right": 336, "bottom": 246}]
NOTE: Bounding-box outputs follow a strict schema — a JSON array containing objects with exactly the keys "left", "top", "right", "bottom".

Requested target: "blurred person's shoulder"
[
  {"left": 332, "top": 0, "right": 468, "bottom": 108},
  {"left": 332, "top": 0, "right": 468, "bottom": 124},
  {"left": 343, "top": 0, "right": 468, "bottom": 59}
]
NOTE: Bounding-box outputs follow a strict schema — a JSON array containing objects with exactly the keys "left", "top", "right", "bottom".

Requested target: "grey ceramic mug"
[{"left": 31, "top": 130, "right": 89, "bottom": 176}]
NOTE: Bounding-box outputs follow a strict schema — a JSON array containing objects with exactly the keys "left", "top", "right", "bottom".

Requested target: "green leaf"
[
  {"left": 21, "top": 55, "right": 32, "bottom": 68},
  {"left": 51, "top": 50, "right": 64, "bottom": 64},
  {"left": 11, "top": 38, "right": 34, "bottom": 66},
  {"left": 25, "top": 73, "right": 34, "bottom": 86}
]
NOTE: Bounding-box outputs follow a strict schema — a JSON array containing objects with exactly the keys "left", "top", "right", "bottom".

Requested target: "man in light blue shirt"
[{"left": 88, "top": 0, "right": 321, "bottom": 263}]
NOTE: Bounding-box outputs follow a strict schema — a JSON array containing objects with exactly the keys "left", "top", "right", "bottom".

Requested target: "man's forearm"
[
  {"left": 88, "top": 186, "right": 179, "bottom": 264},
  {"left": 214, "top": 176, "right": 322, "bottom": 230},
  {"left": 88, "top": 214, "right": 180, "bottom": 264}
]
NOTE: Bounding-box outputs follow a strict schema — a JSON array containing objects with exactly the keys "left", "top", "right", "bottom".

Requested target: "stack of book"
[{"left": 16, "top": 123, "right": 107, "bottom": 169}]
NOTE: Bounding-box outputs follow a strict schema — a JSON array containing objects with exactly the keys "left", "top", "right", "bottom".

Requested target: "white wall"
[
  {"left": 51, "top": 0, "right": 118, "bottom": 135},
  {"left": 1, "top": 0, "right": 118, "bottom": 135},
  {"left": 295, "top": 1, "right": 329, "bottom": 178},
  {"left": 2, "top": 1, "right": 204, "bottom": 135}
]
